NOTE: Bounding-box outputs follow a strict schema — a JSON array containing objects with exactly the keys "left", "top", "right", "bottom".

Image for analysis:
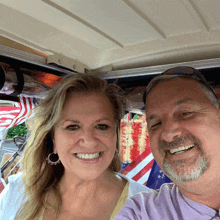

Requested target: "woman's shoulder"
[
  {"left": 116, "top": 173, "right": 149, "bottom": 197},
  {"left": 8, "top": 171, "right": 23, "bottom": 185},
  {"left": 0, "top": 172, "right": 27, "bottom": 219}
]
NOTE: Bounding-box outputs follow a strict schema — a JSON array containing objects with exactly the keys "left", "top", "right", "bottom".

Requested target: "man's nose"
[{"left": 160, "top": 118, "right": 182, "bottom": 143}]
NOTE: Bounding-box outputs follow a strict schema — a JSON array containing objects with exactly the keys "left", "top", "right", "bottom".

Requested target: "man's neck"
[{"left": 177, "top": 179, "right": 220, "bottom": 211}]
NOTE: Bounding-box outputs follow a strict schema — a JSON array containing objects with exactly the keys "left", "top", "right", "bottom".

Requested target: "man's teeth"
[
  {"left": 170, "top": 144, "right": 194, "bottom": 154},
  {"left": 76, "top": 153, "right": 100, "bottom": 159}
]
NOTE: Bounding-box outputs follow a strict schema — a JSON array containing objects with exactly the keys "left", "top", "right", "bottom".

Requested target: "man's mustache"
[{"left": 159, "top": 134, "right": 201, "bottom": 151}]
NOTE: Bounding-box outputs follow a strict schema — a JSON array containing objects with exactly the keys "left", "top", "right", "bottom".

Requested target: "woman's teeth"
[
  {"left": 170, "top": 144, "right": 194, "bottom": 155},
  {"left": 76, "top": 153, "right": 100, "bottom": 159}
]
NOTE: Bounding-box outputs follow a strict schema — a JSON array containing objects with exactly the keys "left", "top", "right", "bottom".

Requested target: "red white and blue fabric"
[
  {"left": 120, "top": 147, "right": 154, "bottom": 185},
  {"left": 146, "top": 160, "right": 172, "bottom": 189},
  {"left": 120, "top": 151, "right": 172, "bottom": 189},
  {"left": 0, "top": 95, "right": 35, "bottom": 131}
]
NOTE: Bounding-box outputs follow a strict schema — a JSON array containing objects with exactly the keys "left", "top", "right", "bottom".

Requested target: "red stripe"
[
  {"left": 0, "top": 107, "right": 20, "bottom": 111},
  {"left": 0, "top": 181, "right": 5, "bottom": 193},
  {"left": 121, "top": 147, "right": 152, "bottom": 175},
  {"left": 7, "top": 96, "right": 34, "bottom": 128},
  {"left": 13, "top": 97, "right": 27, "bottom": 126},
  {"left": 0, "top": 106, "right": 21, "bottom": 129},
  {"left": 0, "top": 96, "right": 35, "bottom": 129},
  {"left": 0, "top": 116, "right": 17, "bottom": 120},
  {"left": 13, "top": 97, "right": 32, "bottom": 126},
  {"left": 132, "top": 159, "right": 154, "bottom": 181},
  {"left": 14, "top": 97, "right": 30, "bottom": 126}
]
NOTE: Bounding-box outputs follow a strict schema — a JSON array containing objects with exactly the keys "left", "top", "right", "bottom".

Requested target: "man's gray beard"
[{"left": 163, "top": 154, "right": 210, "bottom": 182}]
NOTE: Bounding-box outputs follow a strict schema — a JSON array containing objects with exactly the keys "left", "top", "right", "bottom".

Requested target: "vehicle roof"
[{"left": 1, "top": 0, "right": 220, "bottom": 73}]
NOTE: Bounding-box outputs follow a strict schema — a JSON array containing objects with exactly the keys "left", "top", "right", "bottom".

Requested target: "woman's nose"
[{"left": 79, "top": 129, "right": 97, "bottom": 147}]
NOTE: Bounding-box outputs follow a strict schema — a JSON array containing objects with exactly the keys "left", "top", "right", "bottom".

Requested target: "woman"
[{"left": 0, "top": 74, "right": 147, "bottom": 220}]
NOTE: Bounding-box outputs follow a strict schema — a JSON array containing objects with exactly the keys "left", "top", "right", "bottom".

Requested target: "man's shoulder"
[
  {"left": 117, "top": 173, "right": 149, "bottom": 196},
  {"left": 114, "top": 183, "right": 177, "bottom": 220},
  {"left": 132, "top": 183, "right": 178, "bottom": 203}
]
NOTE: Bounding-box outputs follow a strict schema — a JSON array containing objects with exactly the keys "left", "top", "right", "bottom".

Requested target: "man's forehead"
[
  {"left": 146, "top": 98, "right": 195, "bottom": 122},
  {"left": 145, "top": 78, "right": 207, "bottom": 115},
  {"left": 145, "top": 78, "right": 202, "bottom": 102}
]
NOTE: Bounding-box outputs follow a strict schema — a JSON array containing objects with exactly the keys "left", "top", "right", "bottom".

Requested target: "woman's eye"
[
  {"left": 96, "top": 124, "right": 109, "bottom": 131},
  {"left": 66, "top": 125, "right": 79, "bottom": 130}
]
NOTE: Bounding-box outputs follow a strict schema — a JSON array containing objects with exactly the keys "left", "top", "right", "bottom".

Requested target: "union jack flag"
[{"left": 0, "top": 95, "right": 35, "bottom": 131}]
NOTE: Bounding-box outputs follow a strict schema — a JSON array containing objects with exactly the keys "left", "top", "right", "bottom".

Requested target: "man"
[{"left": 114, "top": 66, "right": 220, "bottom": 219}]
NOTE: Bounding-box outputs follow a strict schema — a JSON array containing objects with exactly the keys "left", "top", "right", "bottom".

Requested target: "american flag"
[
  {"left": 120, "top": 146, "right": 154, "bottom": 185},
  {"left": 0, "top": 95, "right": 35, "bottom": 131},
  {"left": 119, "top": 113, "right": 171, "bottom": 188},
  {"left": 120, "top": 147, "right": 172, "bottom": 188}
]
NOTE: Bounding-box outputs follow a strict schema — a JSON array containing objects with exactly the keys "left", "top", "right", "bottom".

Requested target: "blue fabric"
[
  {"left": 121, "top": 162, "right": 130, "bottom": 171},
  {"left": 146, "top": 160, "right": 172, "bottom": 189}
]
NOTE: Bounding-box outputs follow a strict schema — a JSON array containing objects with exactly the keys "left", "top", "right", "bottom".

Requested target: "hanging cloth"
[{"left": 0, "top": 95, "right": 35, "bottom": 132}]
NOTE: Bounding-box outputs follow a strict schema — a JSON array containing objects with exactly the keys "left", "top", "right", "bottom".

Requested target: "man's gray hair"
[{"left": 145, "top": 74, "right": 220, "bottom": 108}]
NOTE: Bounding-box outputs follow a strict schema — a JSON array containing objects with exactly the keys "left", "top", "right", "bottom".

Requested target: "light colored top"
[
  {"left": 114, "top": 182, "right": 220, "bottom": 220},
  {"left": 0, "top": 172, "right": 148, "bottom": 220},
  {"left": 110, "top": 182, "right": 129, "bottom": 220}
]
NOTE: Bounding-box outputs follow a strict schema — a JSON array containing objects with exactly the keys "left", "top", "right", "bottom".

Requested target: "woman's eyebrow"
[
  {"left": 95, "top": 118, "right": 114, "bottom": 122},
  {"left": 61, "top": 119, "right": 80, "bottom": 125}
]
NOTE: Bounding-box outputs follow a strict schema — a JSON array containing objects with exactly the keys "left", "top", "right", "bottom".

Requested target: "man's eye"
[
  {"left": 150, "top": 122, "right": 161, "bottom": 130},
  {"left": 181, "top": 111, "right": 194, "bottom": 117},
  {"left": 96, "top": 124, "right": 109, "bottom": 131},
  {"left": 66, "top": 125, "right": 79, "bottom": 130}
]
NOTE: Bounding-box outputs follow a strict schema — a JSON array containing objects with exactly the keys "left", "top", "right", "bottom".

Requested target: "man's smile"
[{"left": 169, "top": 144, "right": 194, "bottom": 155}]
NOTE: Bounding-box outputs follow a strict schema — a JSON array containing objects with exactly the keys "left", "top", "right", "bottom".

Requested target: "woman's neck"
[{"left": 59, "top": 170, "right": 122, "bottom": 197}]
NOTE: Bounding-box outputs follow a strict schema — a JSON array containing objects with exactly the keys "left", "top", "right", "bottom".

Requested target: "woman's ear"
[{"left": 53, "top": 138, "right": 57, "bottom": 154}]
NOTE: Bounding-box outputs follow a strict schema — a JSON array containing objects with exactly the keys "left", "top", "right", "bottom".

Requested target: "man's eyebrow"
[
  {"left": 146, "top": 115, "right": 158, "bottom": 123},
  {"left": 146, "top": 98, "right": 194, "bottom": 122},
  {"left": 175, "top": 98, "right": 193, "bottom": 106}
]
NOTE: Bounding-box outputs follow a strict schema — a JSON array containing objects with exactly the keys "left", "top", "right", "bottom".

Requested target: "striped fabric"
[
  {"left": 0, "top": 96, "right": 35, "bottom": 131},
  {"left": 120, "top": 146, "right": 154, "bottom": 185}
]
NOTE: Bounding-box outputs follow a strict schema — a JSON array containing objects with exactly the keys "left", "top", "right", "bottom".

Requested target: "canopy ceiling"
[{"left": 1, "top": 0, "right": 220, "bottom": 72}]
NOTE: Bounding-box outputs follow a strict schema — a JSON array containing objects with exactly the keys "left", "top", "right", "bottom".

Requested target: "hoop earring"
[{"left": 46, "top": 153, "right": 60, "bottom": 165}]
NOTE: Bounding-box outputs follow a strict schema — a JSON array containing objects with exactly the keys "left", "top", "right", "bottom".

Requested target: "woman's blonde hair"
[{"left": 15, "top": 74, "right": 125, "bottom": 220}]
